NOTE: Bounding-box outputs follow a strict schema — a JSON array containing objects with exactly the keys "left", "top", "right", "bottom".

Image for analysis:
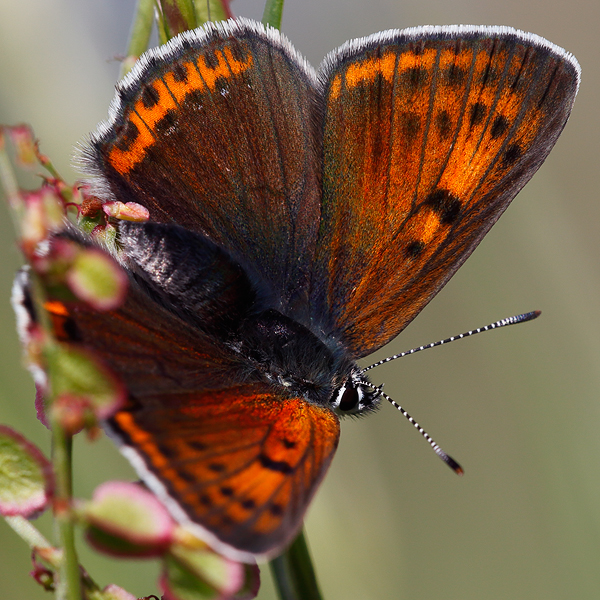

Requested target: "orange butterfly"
[{"left": 23, "top": 19, "right": 579, "bottom": 561}]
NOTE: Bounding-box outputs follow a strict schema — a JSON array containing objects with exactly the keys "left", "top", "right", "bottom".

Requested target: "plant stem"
[
  {"left": 262, "top": 0, "right": 285, "bottom": 29},
  {"left": 4, "top": 516, "right": 56, "bottom": 560},
  {"left": 120, "top": 0, "right": 154, "bottom": 78},
  {"left": 269, "top": 527, "right": 323, "bottom": 600},
  {"left": 52, "top": 428, "right": 81, "bottom": 600},
  {"left": 0, "top": 128, "right": 25, "bottom": 229}
]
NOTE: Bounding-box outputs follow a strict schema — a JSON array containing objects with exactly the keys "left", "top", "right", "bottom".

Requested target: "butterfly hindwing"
[
  {"left": 23, "top": 230, "right": 340, "bottom": 560},
  {"left": 109, "top": 385, "right": 339, "bottom": 560},
  {"left": 310, "top": 26, "right": 579, "bottom": 357},
  {"left": 41, "top": 270, "right": 240, "bottom": 396}
]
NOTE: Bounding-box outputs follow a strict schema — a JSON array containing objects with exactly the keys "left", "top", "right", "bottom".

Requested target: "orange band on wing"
[
  {"left": 44, "top": 300, "right": 69, "bottom": 316},
  {"left": 108, "top": 47, "right": 254, "bottom": 175}
]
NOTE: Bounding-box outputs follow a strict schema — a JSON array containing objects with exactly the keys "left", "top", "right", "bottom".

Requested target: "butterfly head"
[{"left": 329, "top": 371, "right": 382, "bottom": 416}]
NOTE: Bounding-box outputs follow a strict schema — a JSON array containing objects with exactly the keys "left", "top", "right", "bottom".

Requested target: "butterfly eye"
[
  {"left": 331, "top": 381, "right": 361, "bottom": 413},
  {"left": 330, "top": 383, "right": 357, "bottom": 412}
]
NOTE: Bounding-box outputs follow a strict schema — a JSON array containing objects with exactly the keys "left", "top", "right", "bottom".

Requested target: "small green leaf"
[
  {"left": 0, "top": 426, "right": 53, "bottom": 517},
  {"left": 66, "top": 248, "right": 127, "bottom": 311},
  {"left": 120, "top": 0, "right": 154, "bottom": 78},
  {"left": 46, "top": 343, "right": 125, "bottom": 424},
  {"left": 161, "top": 544, "right": 248, "bottom": 600},
  {"left": 100, "top": 584, "right": 137, "bottom": 600},
  {"left": 7, "top": 125, "right": 37, "bottom": 168},
  {"left": 262, "top": 0, "right": 285, "bottom": 29},
  {"left": 162, "top": 555, "right": 216, "bottom": 600},
  {"left": 193, "top": 0, "right": 232, "bottom": 26},
  {"left": 19, "top": 187, "right": 65, "bottom": 259},
  {"left": 84, "top": 481, "right": 174, "bottom": 557},
  {"left": 157, "top": 0, "right": 198, "bottom": 38}
]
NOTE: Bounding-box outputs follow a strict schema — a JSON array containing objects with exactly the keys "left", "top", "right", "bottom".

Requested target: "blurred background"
[{"left": 0, "top": 0, "right": 598, "bottom": 598}]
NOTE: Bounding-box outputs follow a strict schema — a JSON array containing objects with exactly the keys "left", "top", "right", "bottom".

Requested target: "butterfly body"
[
  {"left": 230, "top": 308, "right": 376, "bottom": 414},
  {"left": 117, "top": 220, "right": 378, "bottom": 415},
  {"left": 17, "top": 18, "right": 578, "bottom": 560}
]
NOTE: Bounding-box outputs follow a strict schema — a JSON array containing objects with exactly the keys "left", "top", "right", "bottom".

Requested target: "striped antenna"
[
  {"left": 358, "top": 378, "right": 463, "bottom": 474},
  {"left": 361, "top": 311, "right": 541, "bottom": 374},
  {"left": 358, "top": 310, "right": 541, "bottom": 474}
]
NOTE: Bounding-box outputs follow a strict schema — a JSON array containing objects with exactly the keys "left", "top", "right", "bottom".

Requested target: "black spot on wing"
[
  {"left": 491, "top": 115, "right": 509, "bottom": 139},
  {"left": 269, "top": 503, "right": 283, "bottom": 516},
  {"left": 172, "top": 63, "right": 188, "bottom": 82},
  {"left": 405, "top": 240, "right": 426, "bottom": 258},
  {"left": 187, "top": 440, "right": 207, "bottom": 451},
  {"left": 444, "top": 64, "right": 466, "bottom": 86},
  {"left": 423, "top": 189, "right": 462, "bottom": 224},
  {"left": 469, "top": 102, "right": 486, "bottom": 128},
  {"left": 436, "top": 110, "right": 452, "bottom": 139},
  {"left": 208, "top": 463, "right": 226, "bottom": 473},
  {"left": 259, "top": 454, "right": 293, "bottom": 474},
  {"left": 141, "top": 85, "right": 160, "bottom": 108},
  {"left": 402, "top": 66, "right": 427, "bottom": 89},
  {"left": 179, "top": 470, "right": 197, "bottom": 484},
  {"left": 503, "top": 143, "right": 523, "bottom": 166},
  {"left": 220, "top": 486, "right": 234, "bottom": 497},
  {"left": 401, "top": 112, "right": 421, "bottom": 141},
  {"left": 113, "top": 120, "right": 140, "bottom": 152}
]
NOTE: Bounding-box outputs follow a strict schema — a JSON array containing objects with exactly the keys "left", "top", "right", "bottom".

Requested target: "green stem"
[
  {"left": 262, "top": 0, "right": 285, "bottom": 29},
  {"left": 52, "top": 428, "right": 81, "bottom": 600},
  {"left": 0, "top": 129, "right": 25, "bottom": 230},
  {"left": 269, "top": 527, "right": 323, "bottom": 600},
  {"left": 193, "top": 0, "right": 232, "bottom": 25},
  {"left": 4, "top": 516, "right": 57, "bottom": 562},
  {"left": 120, "top": 0, "right": 155, "bottom": 78}
]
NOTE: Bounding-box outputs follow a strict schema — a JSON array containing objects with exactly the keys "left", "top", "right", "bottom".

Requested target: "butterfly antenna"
[
  {"left": 361, "top": 310, "right": 541, "bottom": 373},
  {"left": 359, "top": 378, "right": 463, "bottom": 475},
  {"left": 356, "top": 311, "right": 540, "bottom": 475}
]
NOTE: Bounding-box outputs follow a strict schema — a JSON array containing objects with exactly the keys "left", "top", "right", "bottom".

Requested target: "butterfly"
[{"left": 22, "top": 19, "right": 579, "bottom": 562}]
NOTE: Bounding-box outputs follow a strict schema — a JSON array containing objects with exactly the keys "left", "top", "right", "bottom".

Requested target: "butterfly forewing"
[
  {"left": 85, "top": 20, "right": 322, "bottom": 313},
  {"left": 311, "top": 27, "right": 579, "bottom": 357}
]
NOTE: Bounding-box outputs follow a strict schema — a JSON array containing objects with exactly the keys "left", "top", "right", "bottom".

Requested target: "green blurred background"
[{"left": 0, "top": 0, "right": 598, "bottom": 598}]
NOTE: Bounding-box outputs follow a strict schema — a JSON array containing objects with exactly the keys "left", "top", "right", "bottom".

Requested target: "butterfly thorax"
[{"left": 232, "top": 308, "right": 380, "bottom": 415}]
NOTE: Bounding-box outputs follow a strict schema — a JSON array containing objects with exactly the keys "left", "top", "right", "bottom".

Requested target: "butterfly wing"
[
  {"left": 109, "top": 386, "right": 339, "bottom": 561},
  {"left": 41, "top": 251, "right": 245, "bottom": 397},
  {"left": 310, "top": 26, "right": 580, "bottom": 357},
  {"left": 46, "top": 22, "right": 580, "bottom": 560},
  {"left": 24, "top": 229, "right": 340, "bottom": 560},
  {"left": 83, "top": 19, "right": 321, "bottom": 313}
]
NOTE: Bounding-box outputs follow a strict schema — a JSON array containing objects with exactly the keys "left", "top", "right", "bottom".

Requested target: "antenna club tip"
[
  {"left": 517, "top": 310, "right": 542, "bottom": 323},
  {"left": 445, "top": 455, "right": 464, "bottom": 475}
]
